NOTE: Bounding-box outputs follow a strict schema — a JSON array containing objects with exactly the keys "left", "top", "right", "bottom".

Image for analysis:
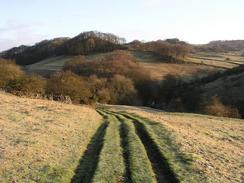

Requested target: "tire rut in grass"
[
  {"left": 119, "top": 119, "right": 132, "bottom": 183},
  {"left": 71, "top": 122, "right": 107, "bottom": 183},
  {"left": 98, "top": 110, "right": 178, "bottom": 183},
  {"left": 115, "top": 114, "right": 157, "bottom": 183},
  {"left": 123, "top": 114, "right": 179, "bottom": 183}
]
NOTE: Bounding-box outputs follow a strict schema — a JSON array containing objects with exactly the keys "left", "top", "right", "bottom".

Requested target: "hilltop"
[{"left": 1, "top": 31, "right": 126, "bottom": 65}]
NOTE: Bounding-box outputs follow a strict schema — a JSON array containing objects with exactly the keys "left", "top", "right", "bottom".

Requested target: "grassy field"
[
  {"left": 0, "top": 92, "right": 102, "bottom": 182},
  {"left": 24, "top": 51, "right": 221, "bottom": 81},
  {"left": 1, "top": 91, "right": 243, "bottom": 182},
  {"left": 107, "top": 105, "right": 244, "bottom": 183},
  {"left": 24, "top": 56, "right": 74, "bottom": 76},
  {"left": 140, "top": 62, "right": 219, "bottom": 81},
  {"left": 185, "top": 52, "right": 244, "bottom": 69}
]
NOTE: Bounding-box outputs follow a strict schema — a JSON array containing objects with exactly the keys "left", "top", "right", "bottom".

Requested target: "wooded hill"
[
  {"left": 195, "top": 40, "right": 244, "bottom": 52},
  {"left": 1, "top": 31, "right": 194, "bottom": 65},
  {"left": 1, "top": 31, "right": 126, "bottom": 65}
]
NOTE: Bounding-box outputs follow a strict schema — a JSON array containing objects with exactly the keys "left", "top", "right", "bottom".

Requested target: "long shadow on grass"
[
  {"left": 122, "top": 114, "right": 179, "bottom": 183},
  {"left": 119, "top": 118, "right": 132, "bottom": 183},
  {"left": 71, "top": 122, "right": 107, "bottom": 183},
  {"left": 98, "top": 110, "right": 132, "bottom": 182}
]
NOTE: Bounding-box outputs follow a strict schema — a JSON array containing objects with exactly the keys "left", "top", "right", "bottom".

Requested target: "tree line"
[
  {"left": 196, "top": 40, "right": 244, "bottom": 52},
  {"left": 129, "top": 40, "right": 192, "bottom": 61},
  {"left": 2, "top": 31, "right": 126, "bottom": 65},
  {"left": 0, "top": 51, "right": 242, "bottom": 118}
]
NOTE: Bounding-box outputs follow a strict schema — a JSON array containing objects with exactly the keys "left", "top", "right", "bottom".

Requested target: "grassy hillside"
[
  {"left": 106, "top": 105, "right": 244, "bottom": 183},
  {"left": 24, "top": 56, "right": 74, "bottom": 76},
  {"left": 201, "top": 69, "right": 244, "bottom": 116},
  {"left": 24, "top": 50, "right": 221, "bottom": 81},
  {"left": 1, "top": 91, "right": 243, "bottom": 182},
  {"left": 185, "top": 52, "right": 244, "bottom": 69},
  {"left": 0, "top": 92, "right": 102, "bottom": 182},
  {"left": 129, "top": 51, "right": 220, "bottom": 81}
]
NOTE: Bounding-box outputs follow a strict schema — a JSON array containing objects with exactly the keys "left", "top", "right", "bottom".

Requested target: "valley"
[
  {"left": 1, "top": 32, "right": 244, "bottom": 183},
  {"left": 1, "top": 1, "right": 244, "bottom": 182}
]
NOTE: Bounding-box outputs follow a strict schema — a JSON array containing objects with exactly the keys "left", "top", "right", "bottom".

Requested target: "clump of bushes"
[
  {"left": 0, "top": 58, "right": 47, "bottom": 96},
  {"left": 0, "top": 59, "right": 24, "bottom": 88},
  {"left": 64, "top": 50, "right": 152, "bottom": 104},
  {"left": 0, "top": 58, "right": 139, "bottom": 105},
  {"left": 64, "top": 50, "right": 150, "bottom": 81},
  {"left": 46, "top": 71, "right": 91, "bottom": 104},
  {"left": 108, "top": 74, "right": 137, "bottom": 105},
  {"left": 201, "top": 96, "right": 240, "bottom": 118},
  {"left": 0, "top": 55, "right": 242, "bottom": 119},
  {"left": 7, "top": 74, "right": 46, "bottom": 96}
]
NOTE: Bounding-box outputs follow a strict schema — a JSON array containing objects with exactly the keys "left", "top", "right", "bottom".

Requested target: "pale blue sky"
[{"left": 0, "top": 0, "right": 244, "bottom": 51}]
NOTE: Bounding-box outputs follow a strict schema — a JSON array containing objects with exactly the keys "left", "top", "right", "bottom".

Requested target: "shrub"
[
  {"left": 7, "top": 74, "right": 46, "bottom": 96},
  {"left": 135, "top": 79, "right": 159, "bottom": 106},
  {"left": 201, "top": 96, "right": 240, "bottom": 118},
  {"left": 0, "top": 59, "right": 24, "bottom": 88},
  {"left": 97, "top": 88, "right": 111, "bottom": 104},
  {"left": 180, "top": 86, "right": 202, "bottom": 112},
  {"left": 159, "top": 75, "right": 181, "bottom": 106},
  {"left": 63, "top": 50, "right": 151, "bottom": 104},
  {"left": 167, "top": 97, "right": 185, "bottom": 112},
  {"left": 47, "top": 71, "right": 91, "bottom": 104},
  {"left": 108, "top": 75, "right": 137, "bottom": 105},
  {"left": 236, "top": 101, "right": 244, "bottom": 118},
  {"left": 63, "top": 50, "right": 151, "bottom": 81},
  {"left": 63, "top": 55, "right": 86, "bottom": 73},
  {"left": 87, "top": 75, "right": 108, "bottom": 102}
]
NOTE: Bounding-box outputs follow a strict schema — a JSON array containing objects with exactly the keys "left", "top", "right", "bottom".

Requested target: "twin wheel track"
[{"left": 71, "top": 110, "right": 178, "bottom": 183}]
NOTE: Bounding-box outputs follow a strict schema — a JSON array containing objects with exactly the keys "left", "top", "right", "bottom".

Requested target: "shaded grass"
[
  {"left": 101, "top": 105, "right": 243, "bottom": 182},
  {"left": 71, "top": 122, "right": 107, "bottom": 183},
  {"left": 132, "top": 119, "right": 178, "bottom": 183},
  {"left": 107, "top": 110, "right": 178, "bottom": 183},
  {"left": 92, "top": 111, "right": 125, "bottom": 183},
  {"left": 121, "top": 112, "right": 205, "bottom": 183},
  {"left": 119, "top": 116, "right": 132, "bottom": 183},
  {"left": 115, "top": 114, "right": 157, "bottom": 183}
]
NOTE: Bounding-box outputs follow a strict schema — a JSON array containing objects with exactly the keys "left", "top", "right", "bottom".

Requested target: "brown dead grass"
[
  {"left": 108, "top": 105, "right": 244, "bottom": 183},
  {"left": 0, "top": 92, "right": 102, "bottom": 182},
  {"left": 140, "top": 62, "right": 220, "bottom": 81}
]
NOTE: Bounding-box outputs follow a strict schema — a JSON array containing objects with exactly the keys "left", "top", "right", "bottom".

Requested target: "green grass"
[
  {"left": 0, "top": 92, "right": 103, "bottom": 183},
  {"left": 120, "top": 112, "right": 206, "bottom": 183},
  {"left": 185, "top": 52, "right": 244, "bottom": 69},
  {"left": 116, "top": 114, "right": 157, "bottom": 183},
  {"left": 92, "top": 111, "right": 125, "bottom": 183},
  {"left": 71, "top": 122, "right": 107, "bottom": 183}
]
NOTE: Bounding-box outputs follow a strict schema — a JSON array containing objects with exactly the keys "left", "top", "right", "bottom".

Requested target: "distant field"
[
  {"left": 185, "top": 52, "right": 244, "bottom": 69},
  {"left": 140, "top": 62, "right": 219, "bottom": 81},
  {"left": 0, "top": 92, "right": 102, "bottom": 182},
  {"left": 24, "top": 56, "right": 74, "bottom": 76},
  {"left": 24, "top": 51, "right": 222, "bottom": 81},
  {"left": 130, "top": 51, "right": 222, "bottom": 81},
  {"left": 107, "top": 105, "right": 244, "bottom": 183}
]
